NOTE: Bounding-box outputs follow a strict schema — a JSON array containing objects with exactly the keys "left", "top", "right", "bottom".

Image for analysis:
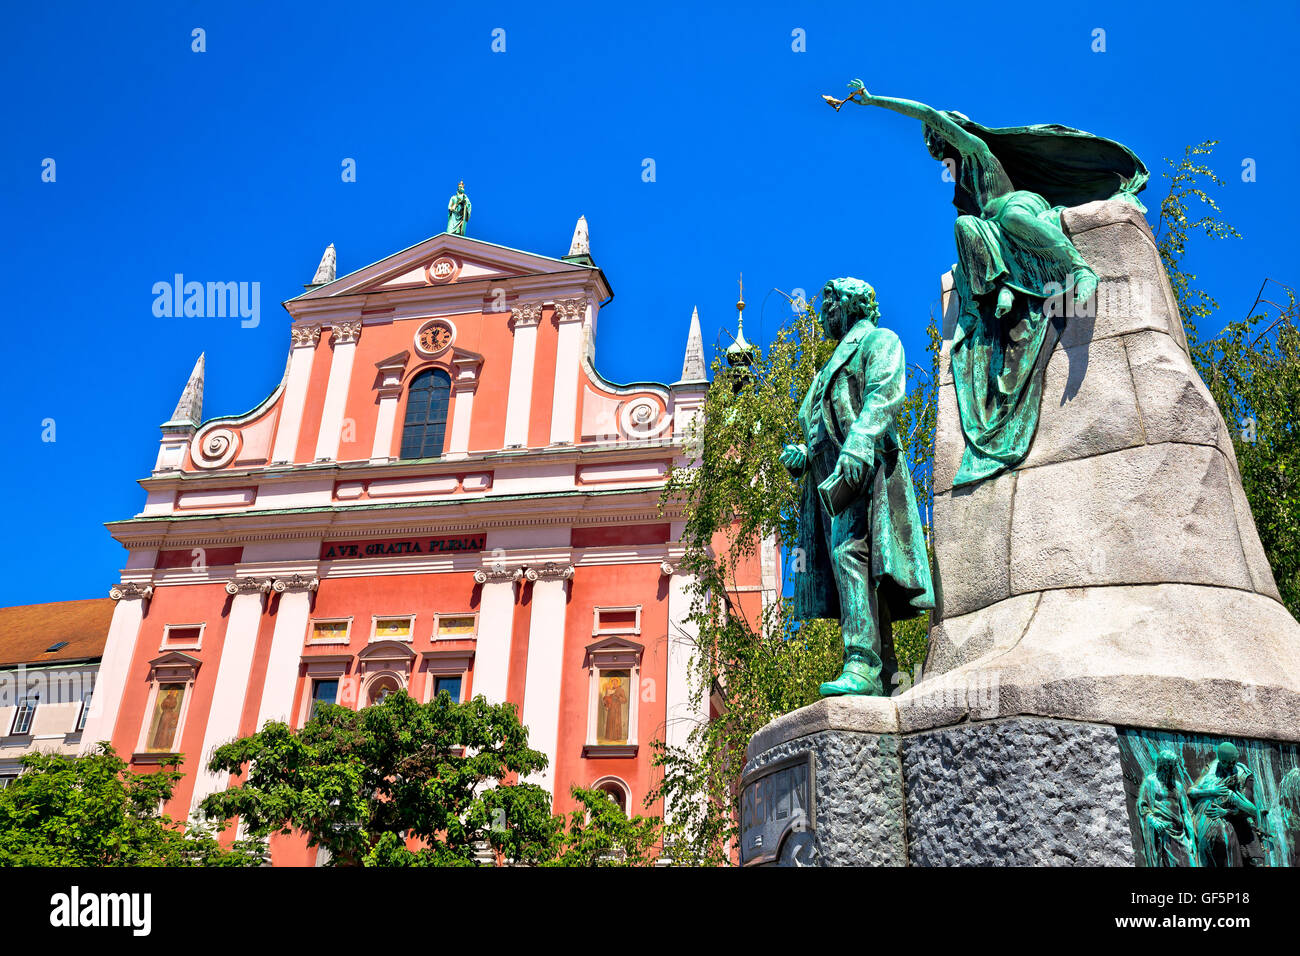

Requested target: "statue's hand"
[
  {"left": 779, "top": 443, "right": 808, "bottom": 473},
  {"left": 847, "top": 78, "right": 870, "bottom": 104},
  {"left": 834, "top": 454, "right": 869, "bottom": 490}
]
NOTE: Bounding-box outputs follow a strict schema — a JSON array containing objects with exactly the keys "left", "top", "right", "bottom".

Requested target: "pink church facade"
[{"left": 81, "top": 218, "right": 779, "bottom": 863}]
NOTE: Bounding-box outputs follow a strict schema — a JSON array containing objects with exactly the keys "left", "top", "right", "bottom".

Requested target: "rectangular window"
[
  {"left": 0, "top": 775, "right": 16, "bottom": 790},
  {"left": 75, "top": 687, "right": 93, "bottom": 732},
  {"left": 595, "top": 670, "right": 631, "bottom": 745},
  {"left": 161, "top": 624, "right": 203, "bottom": 649},
  {"left": 145, "top": 683, "right": 186, "bottom": 752},
  {"left": 594, "top": 607, "right": 641, "bottom": 636},
  {"left": 10, "top": 696, "right": 37, "bottom": 736},
  {"left": 310, "top": 679, "right": 339, "bottom": 718},
  {"left": 435, "top": 614, "right": 477, "bottom": 640},
  {"left": 372, "top": 615, "right": 414, "bottom": 642},
  {"left": 308, "top": 619, "right": 351, "bottom": 645},
  {"left": 433, "top": 675, "right": 463, "bottom": 702}
]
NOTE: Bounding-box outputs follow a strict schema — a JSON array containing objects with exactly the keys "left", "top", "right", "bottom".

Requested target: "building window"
[
  {"left": 434, "top": 613, "right": 478, "bottom": 640},
  {"left": 308, "top": 619, "right": 351, "bottom": 645},
  {"left": 145, "top": 683, "right": 187, "bottom": 752},
  {"left": 583, "top": 638, "right": 643, "bottom": 758},
  {"left": 161, "top": 624, "right": 204, "bottom": 650},
  {"left": 10, "top": 696, "right": 38, "bottom": 736},
  {"left": 75, "top": 687, "right": 93, "bottom": 733},
  {"left": 593, "top": 606, "right": 641, "bottom": 636},
  {"left": 297, "top": 660, "right": 350, "bottom": 727},
  {"left": 433, "top": 675, "right": 463, "bottom": 702},
  {"left": 371, "top": 615, "right": 415, "bottom": 642},
  {"left": 310, "top": 679, "right": 339, "bottom": 718},
  {"left": 0, "top": 774, "right": 16, "bottom": 789},
  {"left": 400, "top": 368, "right": 452, "bottom": 460}
]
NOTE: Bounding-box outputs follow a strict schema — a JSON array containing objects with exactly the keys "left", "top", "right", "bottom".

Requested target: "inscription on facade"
[{"left": 319, "top": 533, "right": 485, "bottom": 560}]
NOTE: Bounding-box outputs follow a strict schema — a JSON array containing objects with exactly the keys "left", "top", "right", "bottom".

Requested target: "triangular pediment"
[{"left": 291, "top": 233, "right": 596, "bottom": 301}]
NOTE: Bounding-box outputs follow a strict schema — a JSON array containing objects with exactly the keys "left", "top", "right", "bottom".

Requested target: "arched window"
[{"left": 400, "top": 368, "right": 451, "bottom": 459}]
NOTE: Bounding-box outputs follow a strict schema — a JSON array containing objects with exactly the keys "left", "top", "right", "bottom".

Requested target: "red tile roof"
[{"left": 0, "top": 599, "right": 113, "bottom": 667}]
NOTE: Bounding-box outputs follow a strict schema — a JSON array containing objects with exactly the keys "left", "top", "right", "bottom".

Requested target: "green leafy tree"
[
  {"left": 200, "top": 690, "right": 555, "bottom": 866},
  {"left": 200, "top": 690, "right": 661, "bottom": 866},
  {"left": 545, "top": 786, "right": 661, "bottom": 866},
  {"left": 650, "top": 295, "right": 938, "bottom": 865},
  {"left": 1154, "top": 141, "right": 1299, "bottom": 617},
  {"left": 0, "top": 745, "right": 261, "bottom": 866}
]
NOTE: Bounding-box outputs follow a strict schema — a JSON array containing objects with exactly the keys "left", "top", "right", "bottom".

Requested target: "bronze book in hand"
[{"left": 817, "top": 469, "right": 858, "bottom": 517}]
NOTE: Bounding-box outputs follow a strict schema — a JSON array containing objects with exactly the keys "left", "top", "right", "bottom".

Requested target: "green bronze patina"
[
  {"left": 447, "top": 181, "right": 472, "bottom": 236},
  {"left": 825, "top": 82, "right": 1148, "bottom": 484},
  {"left": 1137, "top": 750, "right": 1199, "bottom": 867},
  {"left": 782, "top": 278, "right": 935, "bottom": 697}
]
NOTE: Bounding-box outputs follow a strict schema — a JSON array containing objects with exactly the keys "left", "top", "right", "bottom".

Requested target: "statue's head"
[
  {"left": 1216, "top": 741, "right": 1240, "bottom": 770},
  {"left": 1155, "top": 750, "right": 1180, "bottom": 783},
  {"left": 457, "top": 180, "right": 465, "bottom": 194},
  {"left": 923, "top": 111, "right": 970, "bottom": 162},
  {"left": 819, "top": 277, "right": 879, "bottom": 340},
  {"left": 923, "top": 124, "right": 946, "bottom": 161}
]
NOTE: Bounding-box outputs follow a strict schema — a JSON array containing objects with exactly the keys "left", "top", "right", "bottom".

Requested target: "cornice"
[
  {"left": 135, "top": 437, "right": 688, "bottom": 492},
  {"left": 106, "top": 487, "right": 685, "bottom": 551}
]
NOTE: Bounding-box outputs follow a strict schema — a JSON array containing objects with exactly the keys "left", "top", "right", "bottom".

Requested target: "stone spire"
[
  {"left": 678, "top": 306, "right": 708, "bottom": 382},
  {"left": 568, "top": 216, "right": 589, "bottom": 257},
  {"left": 562, "top": 215, "right": 594, "bottom": 266},
  {"left": 309, "top": 243, "right": 336, "bottom": 287},
  {"left": 164, "top": 353, "right": 204, "bottom": 428}
]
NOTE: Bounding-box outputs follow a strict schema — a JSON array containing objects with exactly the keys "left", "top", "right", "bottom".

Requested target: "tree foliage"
[
  {"left": 199, "top": 690, "right": 659, "bottom": 866},
  {"left": 650, "top": 295, "right": 938, "bottom": 865},
  {"left": 1154, "top": 141, "right": 1299, "bottom": 617},
  {"left": 0, "top": 745, "right": 261, "bottom": 866}
]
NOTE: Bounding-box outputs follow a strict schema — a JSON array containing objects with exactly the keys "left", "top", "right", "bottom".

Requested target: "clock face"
[{"left": 415, "top": 320, "right": 454, "bottom": 356}]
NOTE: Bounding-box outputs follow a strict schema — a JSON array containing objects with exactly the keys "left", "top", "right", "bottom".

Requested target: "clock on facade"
[{"left": 414, "top": 319, "right": 455, "bottom": 356}]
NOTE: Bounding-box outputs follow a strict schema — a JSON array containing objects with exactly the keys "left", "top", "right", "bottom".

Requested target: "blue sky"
[{"left": 2, "top": 1, "right": 1297, "bottom": 606}]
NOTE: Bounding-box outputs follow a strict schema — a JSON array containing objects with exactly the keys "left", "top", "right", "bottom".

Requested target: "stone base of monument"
[{"left": 742, "top": 697, "right": 1300, "bottom": 866}]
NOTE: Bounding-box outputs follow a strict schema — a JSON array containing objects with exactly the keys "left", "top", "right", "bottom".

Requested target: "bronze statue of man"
[
  {"left": 781, "top": 278, "right": 934, "bottom": 696},
  {"left": 447, "top": 181, "right": 471, "bottom": 236}
]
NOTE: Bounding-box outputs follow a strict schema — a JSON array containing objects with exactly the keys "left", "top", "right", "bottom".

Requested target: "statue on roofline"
[{"left": 447, "top": 181, "right": 472, "bottom": 236}]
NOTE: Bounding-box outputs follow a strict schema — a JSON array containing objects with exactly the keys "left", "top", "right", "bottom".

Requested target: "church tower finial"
[{"left": 726, "top": 273, "right": 754, "bottom": 367}]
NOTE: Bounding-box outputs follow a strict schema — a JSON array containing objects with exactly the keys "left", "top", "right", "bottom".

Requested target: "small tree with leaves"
[
  {"left": 1154, "top": 141, "right": 1299, "bottom": 618},
  {"left": 0, "top": 745, "right": 262, "bottom": 866},
  {"left": 200, "top": 689, "right": 661, "bottom": 866}
]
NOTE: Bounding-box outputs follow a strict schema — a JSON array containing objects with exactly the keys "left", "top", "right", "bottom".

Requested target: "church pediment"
[{"left": 292, "top": 233, "right": 597, "bottom": 301}]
